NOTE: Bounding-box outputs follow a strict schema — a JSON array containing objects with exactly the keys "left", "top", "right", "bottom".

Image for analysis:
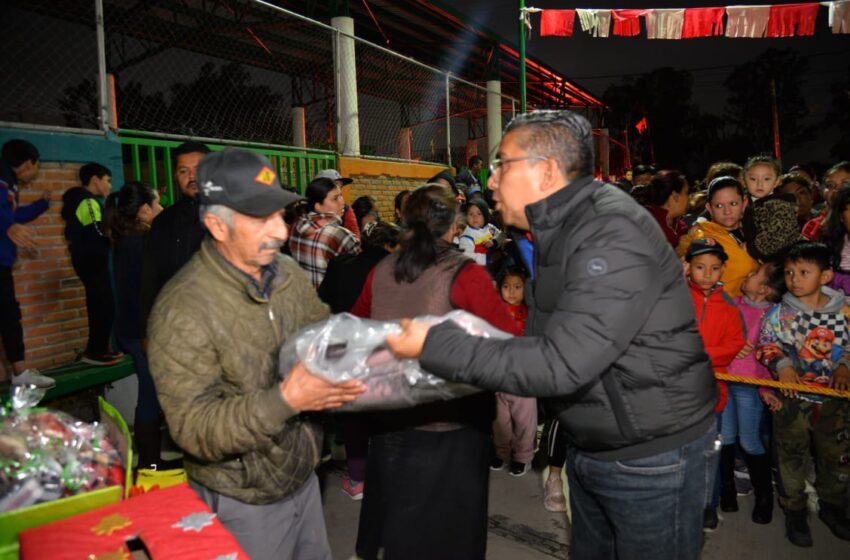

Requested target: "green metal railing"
[{"left": 119, "top": 130, "right": 337, "bottom": 207}]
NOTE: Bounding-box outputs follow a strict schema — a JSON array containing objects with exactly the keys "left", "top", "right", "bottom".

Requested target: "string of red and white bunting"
[{"left": 523, "top": 1, "right": 850, "bottom": 38}]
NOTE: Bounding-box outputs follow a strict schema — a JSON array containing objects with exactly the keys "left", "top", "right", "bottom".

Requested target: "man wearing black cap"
[
  {"left": 147, "top": 148, "right": 364, "bottom": 560},
  {"left": 139, "top": 141, "right": 210, "bottom": 343}
]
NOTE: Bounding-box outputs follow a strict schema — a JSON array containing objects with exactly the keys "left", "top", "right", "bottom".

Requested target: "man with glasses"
[{"left": 386, "top": 110, "right": 718, "bottom": 560}]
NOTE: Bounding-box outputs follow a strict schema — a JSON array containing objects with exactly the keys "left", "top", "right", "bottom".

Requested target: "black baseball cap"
[
  {"left": 685, "top": 238, "right": 728, "bottom": 262},
  {"left": 197, "top": 149, "right": 302, "bottom": 216}
]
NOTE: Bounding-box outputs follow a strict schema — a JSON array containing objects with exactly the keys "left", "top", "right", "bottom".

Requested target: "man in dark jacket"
[
  {"left": 387, "top": 110, "right": 718, "bottom": 560},
  {"left": 139, "top": 141, "right": 209, "bottom": 340}
]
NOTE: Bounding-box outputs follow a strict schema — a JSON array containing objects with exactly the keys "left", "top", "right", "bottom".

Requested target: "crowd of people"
[{"left": 1, "top": 109, "right": 849, "bottom": 559}]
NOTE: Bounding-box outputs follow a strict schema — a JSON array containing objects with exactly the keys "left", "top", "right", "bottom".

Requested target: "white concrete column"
[
  {"left": 486, "top": 79, "right": 503, "bottom": 158},
  {"left": 399, "top": 127, "right": 412, "bottom": 160},
  {"left": 331, "top": 16, "right": 361, "bottom": 156},
  {"left": 291, "top": 106, "right": 306, "bottom": 148}
]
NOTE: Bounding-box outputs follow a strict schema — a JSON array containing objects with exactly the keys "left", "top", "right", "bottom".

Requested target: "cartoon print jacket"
[{"left": 758, "top": 285, "right": 850, "bottom": 403}]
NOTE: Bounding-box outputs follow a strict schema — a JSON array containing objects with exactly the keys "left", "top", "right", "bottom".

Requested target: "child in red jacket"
[{"left": 685, "top": 238, "right": 746, "bottom": 531}]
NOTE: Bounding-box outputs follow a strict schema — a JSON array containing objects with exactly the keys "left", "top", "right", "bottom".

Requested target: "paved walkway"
[{"left": 321, "top": 462, "right": 848, "bottom": 559}]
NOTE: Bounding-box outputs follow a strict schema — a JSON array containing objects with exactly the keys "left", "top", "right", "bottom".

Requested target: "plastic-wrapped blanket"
[{"left": 278, "top": 311, "right": 512, "bottom": 412}]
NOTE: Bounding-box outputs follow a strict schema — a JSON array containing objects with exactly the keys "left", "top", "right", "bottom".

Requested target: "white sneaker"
[{"left": 11, "top": 369, "right": 56, "bottom": 389}]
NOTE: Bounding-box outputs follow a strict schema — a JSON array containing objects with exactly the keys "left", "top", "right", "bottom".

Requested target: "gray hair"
[
  {"left": 503, "top": 110, "right": 594, "bottom": 179},
  {"left": 199, "top": 204, "right": 235, "bottom": 230}
]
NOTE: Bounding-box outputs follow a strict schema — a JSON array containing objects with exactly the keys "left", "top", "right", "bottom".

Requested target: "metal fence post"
[
  {"left": 445, "top": 73, "right": 451, "bottom": 169},
  {"left": 95, "top": 0, "right": 109, "bottom": 132}
]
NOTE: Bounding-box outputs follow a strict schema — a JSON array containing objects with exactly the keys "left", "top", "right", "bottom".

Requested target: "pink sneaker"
[{"left": 342, "top": 478, "right": 364, "bottom": 500}]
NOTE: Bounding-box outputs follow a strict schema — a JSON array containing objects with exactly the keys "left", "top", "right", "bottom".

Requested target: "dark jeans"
[
  {"left": 117, "top": 336, "right": 160, "bottom": 424},
  {"left": 71, "top": 253, "right": 114, "bottom": 356},
  {"left": 0, "top": 265, "right": 25, "bottom": 363},
  {"left": 567, "top": 426, "right": 719, "bottom": 560}
]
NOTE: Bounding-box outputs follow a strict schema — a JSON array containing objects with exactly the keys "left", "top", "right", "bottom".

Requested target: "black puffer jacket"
[{"left": 421, "top": 176, "right": 716, "bottom": 460}]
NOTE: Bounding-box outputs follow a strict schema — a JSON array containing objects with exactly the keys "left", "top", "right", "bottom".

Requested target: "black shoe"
[
  {"left": 818, "top": 501, "right": 850, "bottom": 541},
  {"left": 785, "top": 509, "right": 813, "bottom": 548},
  {"left": 81, "top": 352, "right": 124, "bottom": 366},
  {"left": 509, "top": 462, "right": 529, "bottom": 477},
  {"left": 703, "top": 508, "right": 719, "bottom": 532},
  {"left": 489, "top": 457, "right": 504, "bottom": 471}
]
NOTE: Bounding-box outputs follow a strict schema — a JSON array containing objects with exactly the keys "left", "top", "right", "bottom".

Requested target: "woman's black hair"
[
  {"left": 707, "top": 175, "right": 746, "bottom": 202},
  {"left": 820, "top": 185, "right": 850, "bottom": 269},
  {"left": 292, "top": 176, "right": 339, "bottom": 219},
  {"left": 644, "top": 170, "right": 687, "bottom": 207},
  {"left": 464, "top": 198, "right": 491, "bottom": 227},
  {"left": 362, "top": 221, "right": 401, "bottom": 249},
  {"left": 394, "top": 184, "right": 458, "bottom": 283},
  {"left": 103, "top": 181, "right": 156, "bottom": 244},
  {"left": 352, "top": 195, "right": 378, "bottom": 230}
]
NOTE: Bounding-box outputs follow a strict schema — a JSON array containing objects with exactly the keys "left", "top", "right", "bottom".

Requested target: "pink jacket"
[{"left": 728, "top": 296, "right": 774, "bottom": 399}]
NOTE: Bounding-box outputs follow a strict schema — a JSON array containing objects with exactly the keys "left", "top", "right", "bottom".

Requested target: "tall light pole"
[{"left": 518, "top": 0, "right": 527, "bottom": 113}]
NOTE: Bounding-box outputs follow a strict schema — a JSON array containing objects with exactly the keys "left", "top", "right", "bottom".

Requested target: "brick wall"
[
  {"left": 1, "top": 162, "right": 88, "bottom": 374},
  {"left": 338, "top": 157, "right": 447, "bottom": 221}
]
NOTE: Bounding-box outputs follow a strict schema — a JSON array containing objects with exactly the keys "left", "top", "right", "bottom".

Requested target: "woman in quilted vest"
[{"left": 350, "top": 184, "right": 519, "bottom": 560}]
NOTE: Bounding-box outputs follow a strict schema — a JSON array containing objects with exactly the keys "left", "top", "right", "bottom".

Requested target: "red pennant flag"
[
  {"left": 682, "top": 7, "right": 725, "bottom": 38},
  {"left": 612, "top": 9, "right": 648, "bottom": 36},
  {"left": 635, "top": 117, "right": 648, "bottom": 135},
  {"left": 540, "top": 9, "right": 576, "bottom": 37},
  {"left": 767, "top": 3, "right": 819, "bottom": 37}
]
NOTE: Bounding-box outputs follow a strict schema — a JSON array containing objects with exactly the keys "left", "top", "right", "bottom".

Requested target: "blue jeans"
[
  {"left": 720, "top": 384, "right": 766, "bottom": 455},
  {"left": 118, "top": 336, "right": 160, "bottom": 424},
  {"left": 566, "top": 425, "right": 719, "bottom": 560}
]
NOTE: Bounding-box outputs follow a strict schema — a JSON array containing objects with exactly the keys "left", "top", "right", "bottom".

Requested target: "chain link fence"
[
  {"left": 0, "top": 0, "right": 100, "bottom": 129},
  {"left": 2, "top": 0, "right": 520, "bottom": 166}
]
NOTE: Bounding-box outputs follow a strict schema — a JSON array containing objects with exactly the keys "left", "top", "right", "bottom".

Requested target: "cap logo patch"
[
  {"left": 200, "top": 180, "right": 223, "bottom": 195},
  {"left": 255, "top": 167, "right": 276, "bottom": 186}
]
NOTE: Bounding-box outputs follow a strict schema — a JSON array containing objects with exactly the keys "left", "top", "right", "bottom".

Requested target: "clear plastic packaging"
[
  {"left": 278, "top": 311, "right": 512, "bottom": 412},
  {"left": 0, "top": 386, "right": 124, "bottom": 512}
]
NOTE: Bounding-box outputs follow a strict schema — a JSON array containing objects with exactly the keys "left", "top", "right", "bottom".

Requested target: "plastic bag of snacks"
[
  {"left": 0, "top": 386, "right": 124, "bottom": 512},
  {"left": 278, "top": 311, "right": 512, "bottom": 412}
]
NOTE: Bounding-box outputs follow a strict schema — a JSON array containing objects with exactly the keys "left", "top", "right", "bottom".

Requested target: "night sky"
[{"left": 441, "top": 0, "right": 850, "bottom": 163}]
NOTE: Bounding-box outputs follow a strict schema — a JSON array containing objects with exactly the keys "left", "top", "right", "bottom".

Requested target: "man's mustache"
[{"left": 259, "top": 240, "right": 284, "bottom": 251}]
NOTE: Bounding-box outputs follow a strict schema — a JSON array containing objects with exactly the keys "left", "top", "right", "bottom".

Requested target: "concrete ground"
[{"left": 319, "top": 461, "right": 848, "bottom": 559}]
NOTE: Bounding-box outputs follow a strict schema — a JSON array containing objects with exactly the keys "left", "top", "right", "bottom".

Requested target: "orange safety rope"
[{"left": 714, "top": 372, "right": 850, "bottom": 399}]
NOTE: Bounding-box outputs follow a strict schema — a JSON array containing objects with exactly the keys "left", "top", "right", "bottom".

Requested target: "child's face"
[
  {"left": 688, "top": 254, "right": 725, "bottom": 294},
  {"left": 741, "top": 264, "right": 774, "bottom": 302},
  {"left": 13, "top": 159, "right": 39, "bottom": 184},
  {"left": 466, "top": 205, "right": 485, "bottom": 228},
  {"left": 744, "top": 164, "right": 778, "bottom": 199},
  {"left": 500, "top": 274, "right": 525, "bottom": 306},
  {"left": 93, "top": 175, "right": 112, "bottom": 198},
  {"left": 784, "top": 260, "right": 831, "bottom": 299}
]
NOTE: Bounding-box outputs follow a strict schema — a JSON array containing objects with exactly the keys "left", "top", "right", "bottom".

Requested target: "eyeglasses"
[{"left": 489, "top": 156, "right": 546, "bottom": 175}]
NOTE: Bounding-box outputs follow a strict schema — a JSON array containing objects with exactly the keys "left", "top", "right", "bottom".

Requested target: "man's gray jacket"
[{"left": 421, "top": 176, "right": 716, "bottom": 460}]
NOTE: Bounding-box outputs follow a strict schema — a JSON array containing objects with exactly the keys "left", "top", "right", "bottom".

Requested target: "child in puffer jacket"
[{"left": 684, "top": 238, "right": 747, "bottom": 532}]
